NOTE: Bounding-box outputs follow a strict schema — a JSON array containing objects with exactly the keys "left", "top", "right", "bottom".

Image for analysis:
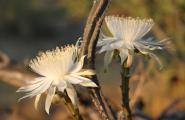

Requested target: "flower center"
[
  {"left": 122, "top": 38, "right": 134, "bottom": 50},
  {"left": 53, "top": 74, "right": 66, "bottom": 86},
  {"left": 52, "top": 79, "right": 60, "bottom": 86}
]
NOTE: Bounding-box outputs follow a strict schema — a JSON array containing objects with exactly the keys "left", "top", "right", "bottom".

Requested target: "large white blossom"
[
  {"left": 97, "top": 16, "right": 167, "bottom": 69},
  {"left": 17, "top": 45, "right": 97, "bottom": 114}
]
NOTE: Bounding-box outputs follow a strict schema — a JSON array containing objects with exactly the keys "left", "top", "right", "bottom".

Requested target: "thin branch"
[
  {"left": 0, "top": 66, "right": 34, "bottom": 87},
  {"left": 80, "top": 0, "right": 116, "bottom": 120},
  {"left": 158, "top": 97, "right": 185, "bottom": 120},
  {"left": 132, "top": 110, "right": 153, "bottom": 120}
]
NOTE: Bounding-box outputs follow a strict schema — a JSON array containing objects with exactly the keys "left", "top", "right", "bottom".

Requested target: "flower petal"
[
  {"left": 98, "top": 45, "right": 113, "bottom": 54},
  {"left": 74, "top": 69, "right": 96, "bottom": 76},
  {"left": 126, "top": 52, "right": 134, "bottom": 67},
  {"left": 65, "top": 75, "right": 97, "bottom": 87},
  {"left": 17, "top": 77, "right": 46, "bottom": 93},
  {"left": 45, "top": 86, "right": 56, "bottom": 114},
  {"left": 109, "top": 40, "right": 123, "bottom": 49},
  {"left": 58, "top": 80, "right": 67, "bottom": 92},
  {"left": 135, "top": 39, "right": 164, "bottom": 51},
  {"left": 97, "top": 37, "right": 118, "bottom": 47},
  {"left": 79, "top": 81, "right": 97, "bottom": 87},
  {"left": 104, "top": 51, "right": 114, "bottom": 70},
  {"left": 34, "top": 94, "right": 41, "bottom": 110},
  {"left": 148, "top": 53, "right": 163, "bottom": 69},
  {"left": 66, "top": 83, "right": 78, "bottom": 107},
  {"left": 64, "top": 75, "right": 84, "bottom": 84},
  {"left": 119, "top": 49, "right": 128, "bottom": 64},
  {"left": 70, "top": 56, "right": 86, "bottom": 73},
  {"left": 18, "top": 78, "right": 52, "bottom": 101},
  {"left": 134, "top": 42, "right": 149, "bottom": 54},
  {"left": 105, "top": 16, "right": 125, "bottom": 38},
  {"left": 64, "top": 74, "right": 91, "bottom": 84},
  {"left": 29, "top": 45, "right": 76, "bottom": 78}
]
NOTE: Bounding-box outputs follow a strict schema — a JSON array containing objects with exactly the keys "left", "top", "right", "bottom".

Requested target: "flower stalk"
[
  {"left": 58, "top": 91, "right": 83, "bottom": 120},
  {"left": 120, "top": 63, "right": 132, "bottom": 120}
]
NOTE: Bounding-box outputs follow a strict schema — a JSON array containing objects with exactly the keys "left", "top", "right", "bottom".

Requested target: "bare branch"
[
  {"left": 80, "top": 0, "right": 116, "bottom": 120},
  {"left": 158, "top": 97, "right": 185, "bottom": 120},
  {"left": 0, "top": 65, "right": 34, "bottom": 87},
  {"left": 132, "top": 110, "right": 153, "bottom": 120}
]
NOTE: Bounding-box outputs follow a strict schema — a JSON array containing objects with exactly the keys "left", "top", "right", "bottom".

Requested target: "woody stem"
[{"left": 120, "top": 64, "right": 132, "bottom": 120}]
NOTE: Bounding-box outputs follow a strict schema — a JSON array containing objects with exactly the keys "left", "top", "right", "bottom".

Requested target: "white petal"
[
  {"left": 98, "top": 45, "right": 113, "bottom": 54},
  {"left": 29, "top": 45, "right": 76, "bottom": 78},
  {"left": 140, "top": 37, "right": 165, "bottom": 47},
  {"left": 18, "top": 78, "right": 52, "bottom": 101},
  {"left": 97, "top": 30, "right": 110, "bottom": 47},
  {"left": 57, "top": 81, "right": 67, "bottom": 92},
  {"left": 70, "top": 55, "right": 86, "bottom": 73},
  {"left": 136, "top": 39, "right": 164, "bottom": 51},
  {"left": 109, "top": 40, "right": 123, "bottom": 49},
  {"left": 79, "top": 81, "right": 97, "bottom": 87},
  {"left": 64, "top": 74, "right": 91, "bottom": 84},
  {"left": 126, "top": 52, "right": 134, "bottom": 67},
  {"left": 105, "top": 16, "right": 125, "bottom": 38},
  {"left": 134, "top": 42, "right": 149, "bottom": 54},
  {"left": 26, "top": 78, "right": 44, "bottom": 84},
  {"left": 105, "top": 16, "right": 154, "bottom": 47},
  {"left": 34, "top": 94, "right": 41, "bottom": 110},
  {"left": 17, "top": 77, "right": 46, "bottom": 92},
  {"left": 97, "top": 37, "right": 118, "bottom": 47},
  {"left": 74, "top": 69, "right": 96, "bottom": 76},
  {"left": 64, "top": 75, "right": 84, "bottom": 84},
  {"left": 45, "top": 86, "right": 56, "bottom": 114},
  {"left": 65, "top": 74, "right": 97, "bottom": 87},
  {"left": 119, "top": 49, "right": 128, "bottom": 64},
  {"left": 149, "top": 53, "right": 163, "bottom": 69},
  {"left": 66, "top": 84, "right": 78, "bottom": 107},
  {"left": 104, "top": 51, "right": 114, "bottom": 70}
]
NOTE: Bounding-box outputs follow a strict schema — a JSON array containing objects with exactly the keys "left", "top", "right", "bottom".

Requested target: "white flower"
[
  {"left": 17, "top": 45, "right": 97, "bottom": 114},
  {"left": 98, "top": 16, "right": 167, "bottom": 69}
]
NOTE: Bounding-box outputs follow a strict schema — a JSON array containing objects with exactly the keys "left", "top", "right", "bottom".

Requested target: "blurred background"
[{"left": 0, "top": 0, "right": 185, "bottom": 120}]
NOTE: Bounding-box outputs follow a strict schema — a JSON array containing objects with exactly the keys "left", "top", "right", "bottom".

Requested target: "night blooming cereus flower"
[
  {"left": 17, "top": 45, "right": 97, "bottom": 114},
  {"left": 97, "top": 16, "right": 168, "bottom": 69}
]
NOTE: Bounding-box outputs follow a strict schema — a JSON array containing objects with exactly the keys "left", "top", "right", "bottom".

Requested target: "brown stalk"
[{"left": 80, "top": 0, "right": 116, "bottom": 120}]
